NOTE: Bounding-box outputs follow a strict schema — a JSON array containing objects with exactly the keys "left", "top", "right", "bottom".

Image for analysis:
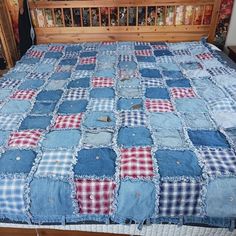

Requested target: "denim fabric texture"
[
  {"left": 58, "top": 100, "right": 88, "bottom": 114},
  {"left": 67, "top": 78, "right": 90, "bottom": 88},
  {"left": 20, "top": 116, "right": 52, "bottom": 130}
]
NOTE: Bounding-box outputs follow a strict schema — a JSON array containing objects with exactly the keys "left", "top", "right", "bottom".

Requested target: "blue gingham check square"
[
  {"left": 28, "top": 72, "right": 51, "bottom": 80},
  {"left": 88, "top": 99, "right": 115, "bottom": 111},
  {"left": 0, "top": 79, "right": 21, "bottom": 89},
  {"left": 64, "top": 51, "right": 80, "bottom": 58},
  {"left": 64, "top": 89, "right": 88, "bottom": 100},
  {"left": 14, "top": 64, "right": 35, "bottom": 72},
  {"left": 226, "top": 85, "right": 236, "bottom": 100},
  {"left": 208, "top": 98, "right": 236, "bottom": 112},
  {"left": 0, "top": 114, "right": 22, "bottom": 130},
  {"left": 0, "top": 178, "right": 25, "bottom": 214},
  {"left": 198, "top": 148, "right": 236, "bottom": 176},
  {"left": 35, "top": 150, "right": 75, "bottom": 177},
  {"left": 155, "top": 56, "right": 175, "bottom": 63},
  {"left": 119, "top": 55, "right": 135, "bottom": 62},
  {"left": 207, "top": 67, "right": 233, "bottom": 76},
  {"left": 141, "top": 78, "right": 164, "bottom": 87},
  {"left": 138, "top": 62, "right": 157, "bottom": 69},
  {"left": 72, "top": 70, "right": 94, "bottom": 79},
  {"left": 159, "top": 181, "right": 201, "bottom": 217},
  {"left": 119, "top": 111, "right": 147, "bottom": 127},
  {"left": 41, "top": 58, "right": 58, "bottom": 65}
]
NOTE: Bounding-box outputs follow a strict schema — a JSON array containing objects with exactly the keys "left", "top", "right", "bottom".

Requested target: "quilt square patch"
[
  {"left": 35, "top": 150, "right": 75, "bottom": 177},
  {"left": 88, "top": 99, "right": 115, "bottom": 111},
  {"left": 159, "top": 180, "right": 201, "bottom": 216},
  {"left": 154, "top": 50, "right": 173, "bottom": 57},
  {"left": 119, "top": 111, "right": 147, "bottom": 126},
  {"left": 59, "top": 58, "right": 77, "bottom": 66},
  {"left": 10, "top": 90, "right": 36, "bottom": 100},
  {"left": 0, "top": 177, "right": 26, "bottom": 214},
  {"left": 20, "top": 115, "right": 52, "bottom": 130},
  {"left": 79, "top": 57, "right": 96, "bottom": 64},
  {"left": 92, "top": 77, "right": 114, "bottom": 87},
  {"left": 155, "top": 150, "right": 202, "bottom": 177},
  {"left": 76, "top": 64, "right": 96, "bottom": 71},
  {"left": 120, "top": 147, "right": 154, "bottom": 178},
  {"left": 44, "top": 52, "right": 63, "bottom": 59},
  {"left": 31, "top": 101, "right": 56, "bottom": 114},
  {"left": 67, "top": 78, "right": 90, "bottom": 88},
  {"left": 170, "top": 88, "right": 196, "bottom": 99},
  {"left": 64, "top": 89, "right": 88, "bottom": 100},
  {"left": 8, "top": 130, "right": 43, "bottom": 148},
  {"left": 27, "top": 50, "right": 44, "bottom": 58},
  {"left": 58, "top": 100, "right": 88, "bottom": 114},
  {"left": 0, "top": 100, "right": 31, "bottom": 114},
  {"left": 0, "top": 79, "right": 21, "bottom": 89},
  {"left": 196, "top": 52, "right": 213, "bottom": 60},
  {"left": 141, "top": 78, "right": 164, "bottom": 87},
  {"left": 207, "top": 98, "right": 236, "bottom": 112},
  {"left": 36, "top": 90, "right": 63, "bottom": 101},
  {"left": 175, "top": 99, "right": 207, "bottom": 113},
  {"left": 19, "top": 79, "right": 45, "bottom": 90},
  {"left": 117, "top": 98, "right": 143, "bottom": 111},
  {"left": 0, "top": 131, "right": 9, "bottom": 146},
  {"left": 52, "top": 113, "right": 83, "bottom": 129},
  {"left": 80, "top": 51, "right": 97, "bottom": 57},
  {"left": 45, "top": 80, "right": 67, "bottom": 90},
  {"left": 139, "top": 68, "right": 161, "bottom": 78},
  {"left": 135, "top": 50, "right": 153, "bottom": 56},
  {"left": 145, "top": 88, "right": 170, "bottom": 99},
  {"left": 118, "top": 86, "right": 142, "bottom": 98},
  {"left": 150, "top": 113, "right": 182, "bottom": 129},
  {"left": 49, "top": 45, "right": 64, "bottom": 52},
  {"left": 182, "top": 113, "right": 214, "bottom": 129},
  {"left": 56, "top": 65, "right": 73, "bottom": 72},
  {"left": 145, "top": 99, "right": 174, "bottom": 112},
  {"left": 0, "top": 114, "right": 23, "bottom": 130},
  {"left": 162, "top": 70, "right": 185, "bottom": 80},
  {"left": 90, "top": 88, "right": 115, "bottom": 99},
  {"left": 119, "top": 55, "right": 135, "bottom": 62},
  {"left": 207, "top": 67, "right": 232, "bottom": 76},
  {"left": 198, "top": 148, "right": 236, "bottom": 176},
  {"left": 74, "top": 148, "right": 116, "bottom": 177},
  {"left": 136, "top": 56, "right": 156, "bottom": 63},
  {"left": 166, "top": 79, "right": 191, "bottom": 88},
  {"left": 50, "top": 72, "right": 71, "bottom": 80},
  {"left": 75, "top": 179, "right": 115, "bottom": 214}
]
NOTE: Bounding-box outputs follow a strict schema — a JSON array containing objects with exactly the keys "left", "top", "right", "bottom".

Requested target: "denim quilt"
[{"left": 0, "top": 40, "right": 236, "bottom": 229}]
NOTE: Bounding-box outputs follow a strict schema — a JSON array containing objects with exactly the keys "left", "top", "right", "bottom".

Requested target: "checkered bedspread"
[{"left": 0, "top": 40, "right": 236, "bottom": 228}]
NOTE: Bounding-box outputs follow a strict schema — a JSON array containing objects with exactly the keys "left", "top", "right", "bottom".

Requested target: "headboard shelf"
[{"left": 29, "top": 0, "right": 221, "bottom": 43}]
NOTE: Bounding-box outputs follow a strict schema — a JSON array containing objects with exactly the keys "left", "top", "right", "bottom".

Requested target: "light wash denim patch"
[
  {"left": 118, "top": 61, "right": 137, "bottom": 70},
  {"left": 58, "top": 100, "right": 88, "bottom": 114},
  {"left": 5, "top": 71, "right": 28, "bottom": 80},
  {"left": 83, "top": 111, "right": 116, "bottom": 128},
  {"left": 118, "top": 78, "right": 140, "bottom": 87},
  {"left": 136, "top": 56, "right": 156, "bottom": 63},
  {"left": 59, "top": 59, "right": 77, "bottom": 66},
  {"left": 117, "top": 98, "right": 143, "bottom": 110},
  {"left": 155, "top": 150, "right": 202, "bottom": 177},
  {"left": 45, "top": 80, "right": 67, "bottom": 90},
  {"left": 35, "top": 64, "right": 54, "bottom": 73},
  {"left": 18, "top": 79, "right": 45, "bottom": 90},
  {"left": 150, "top": 113, "right": 182, "bottom": 129},
  {"left": 19, "top": 115, "right": 52, "bottom": 130},
  {"left": 74, "top": 148, "right": 116, "bottom": 177},
  {"left": 0, "top": 89, "right": 11, "bottom": 100},
  {"left": 163, "top": 71, "right": 185, "bottom": 80},
  {"left": 153, "top": 129, "right": 186, "bottom": 148},
  {"left": 116, "top": 180, "right": 155, "bottom": 221},
  {"left": 76, "top": 64, "right": 96, "bottom": 71},
  {"left": 0, "top": 100, "right": 32, "bottom": 114},
  {"left": 67, "top": 78, "right": 90, "bottom": 88},
  {"left": 188, "top": 130, "right": 230, "bottom": 148},
  {"left": 175, "top": 99, "right": 208, "bottom": 113},
  {"left": 82, "top": 130, "right": 113, "bottom": 147},
  {"left": 206, "top": 177, "right": 236, "bottom": 218},
  {"left": 139, "top": 68, "right": 161, "bottom": 78},
  {"left": 31, "top": 101, "right": 56, "bottom": 115},
  {"left": 211, "top": 112, "right": 236, "bottom": 129},
  {"left": 145, "top": 88, "right": 170, "bottom": 99},
  {"left": 166, "top": 79, "right": 191, "bottom": 88},
  {"left": 97, "top": 55, "right": 116, "bottom": 64},
  {"left": 36, "top": 90, "right": 63, "bottom": 101},
  {"left": 50, "top": 72, "right": 71, "bottom": 80},
  {"left": 214, "top": 75, "right": 236, "bottom": 87},
  {"left": 0, "top": 131, "right": 9, "bottom": 146},
  {"left": 182, "top": 113, "right": 214, "bottom": 129},
  {"left": 225, "top": 128, "right": 236, "bottom": 144},
  {"left": 94, "top": 68, "right": 116, "bottom": 78},
  {"left": 42, "top": 130, "right": 81, "bottom": 149},
  {"left": 90, "top": 88, "right": 115, "bottom": 98},
  {"left": 20, "top": 58, "right": 40, "bottom": 64},
  {"left": 158, "top": 63, "right": 180, "bottom": 71},
  {"left": 118, "top": 127, "right": 153, "bottom": 147},
  {"left": 118, "top": 87, "right": 142, "bottom": 98},
  {"left": 0, "top": 149, "right": 36, "bottom": 173},
  {"left": 44, "top": 52, "right": 63, "bottom": 59},
  {"left": 30, "top": 178, "right": 73, "bottom": 219}
]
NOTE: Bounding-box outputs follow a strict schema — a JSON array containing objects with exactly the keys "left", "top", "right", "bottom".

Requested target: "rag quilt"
[{"left": 0, "top": 40, "right": 236, "bottom": 229}]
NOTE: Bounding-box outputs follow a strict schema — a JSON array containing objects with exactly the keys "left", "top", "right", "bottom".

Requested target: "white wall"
[{"left": 225, "top": 1, "right": 236, "bottom": 50}]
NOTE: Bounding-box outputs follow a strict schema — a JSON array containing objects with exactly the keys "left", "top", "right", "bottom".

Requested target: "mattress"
[{"left": 0, "top": 40, "right": 236, "bottom": 231}]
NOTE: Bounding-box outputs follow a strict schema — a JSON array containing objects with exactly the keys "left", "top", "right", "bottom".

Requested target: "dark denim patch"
[
  {"left": 19, "top": 116, "right": 52, "bottom": 130},
  {"left": 36, "top": 90, "right": 63, "bottom": 101},
  {"left": 90, "top": 88, "right": 115, "bottom": 98},
  {"left": 145, "top": 88, "right": 170, "bottom": 99},
  {"left": 166, "top": 79, "right": 191, "bottom": 88},
  {"left": 67, "top": 78, "right": 90, "bottom": 88},
  {"left": 154, "top": 50, "right": 173, "bottom": 57},
  {"left": 31, "top": 102, "right": 57, "bottom": 115},
  {"left": 140, "top": 68, "right": 162, "bottom": 78},
  {"left": 50, "top": 72, "right": 71, "bottom": 80}
]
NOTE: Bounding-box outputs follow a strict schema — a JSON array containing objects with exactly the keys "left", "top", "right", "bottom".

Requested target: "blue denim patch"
[
  {"left": 117, "top": 98, "right": 143, "bottom": 110},
  {"left": 80, "top": 51, "right": 97, "bottom": 57},
  {"left": 118, "top": 87, "right": 142, "bottom": 98},
  {"left": 154, "top": 50, "right": 173, "bottom": 57},
  {"left": 155, "top": 150, "right": 202, "bottom": 177},
  {"left": 42, "top": 130, "right": 81, "bottom": 149},
  {"left": 65, "top": 45, "right": 82, "bottom": 52},
  {"left": 166, "top": 79, "right": 191, "bottom": 88},
  {"left": 0, "top": 101, "right": 31, "bottom": 114},
  {"left": 134, "top": 45, "right": 151, "bottom": 50},
  {"left": 74, "top": 148, "right": 116, "bottom": 177},
  {"left": 162, "top": 70, "right": 185, "bottom": 79},
  {"left": 59, "top": 59, "right": 77, "bottom": 66},
  {"left": 95, "top": 68, "right": 115, "bottom": 78},
  {"left": 5, "top": 71, "right": 28, "bottom": 80},
  {"left": 83, "top": 111, "right": 116, "bottom": 128},
  {"left": 19, "top": 115, "right": 52, "bottom": 130},
  {"left": 145, "top": 88, "right": 170, "bottom": 99},
  {"left": 50, "top": 72, "right": 71, "bottom": 80},
  {"left": 206, "top": 177, "right": 236, "bottom": 217},
  {"left": 175, "top": 99, "right": 208, "bottom": 113},
  {"left": 118, "top": 78, "right": 140, "bottom": 87},
  {"left": 158, "top": 63, "right": 180, "bottom": 71},
  {"left": 90, "top": 88, "right": 115, "bottom": 98},
  {"left": 45, "top": 80, "right": 67, "bottom": 90},
  {"left": 58, "top": 100, "right": 88, "bottom": 114},
  {"left": 153, "top": 129, "right": 186, "bottom": 148},
  {"left": 76, "top": 64, "right": 96, "bottom": 70},
  {"left": 18, "top": 79, "right": 45, "bottom": 90},
  {"left": 182, "top": 113, "right": 214, "bottom": 129},
  {"left": 150, "top": 113, "right": 182, "bottom": 129},
  {"left": 188, "top": 130, "right": 230, "bottom": 148},
  {"left": 0, "top": 131, "right": 9, "bottom": 146},
  {"left": 30, "top": 178, "right": 73, "bottom": 219},
  {"left": 67, "top": 78, "right": 90, "bottom": 88},
  {"left": 31, "top": 102, "right": 57, "bottom": 115},
  {"left": 136, "top": 56, "right": 156, "bottom": 63},
  {"left": 82, "top": 130, "right": 113, "bottom": 146},
  {"left": 118, "top": 127, "right": 153, "bottom": 147},
  {"left": 180, "top": 62, "right": 202, "bottom": 70},
  {"left": 35, "top": 64, "right": 54, "bottom": 73},
  {"left": 139, "top": 68, "right": 161, "bottom": 78},
  {"left": 20, "top": 58, "right": 40, "bottom": 64},
  {"left": 44, "top": 52, "right": 63, "bottom": 59},
  {"left": 0, "top": 89, "right": 11, "bottom": 100},
  {"left": 100, "top": 44, "right": 117, "bottom": 51},
  {"left": 36, "top": 90, "right": 63, "bottom": 101},
  {"left": 116, "top": 180, "right": 155, "bottom": 221},
  {"left": 118, "top": 61, "right": 137, "bottom": 70},
  {"left": 0, "top": 149, "right": 36, "bottom": 173}
]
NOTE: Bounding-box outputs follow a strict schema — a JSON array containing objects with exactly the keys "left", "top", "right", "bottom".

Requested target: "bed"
[{"left": 0, "top": 0, "right": 236, "bottom": 236}]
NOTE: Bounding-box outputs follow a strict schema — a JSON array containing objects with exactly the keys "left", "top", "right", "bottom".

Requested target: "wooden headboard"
[{"left": 29, "top": 0, "right": 221, "bottom": 44}]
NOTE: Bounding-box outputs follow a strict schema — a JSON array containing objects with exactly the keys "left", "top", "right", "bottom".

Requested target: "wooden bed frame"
[{"left": 29, "top": 0, "right": 221, "bottom": 44}]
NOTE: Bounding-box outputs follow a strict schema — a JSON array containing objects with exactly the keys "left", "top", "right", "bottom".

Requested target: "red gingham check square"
[
  {"left": 196, "top": 53, "right": 213, "bottom": 60},
  {"left": 145, "top": 99, "right": 174, "bottom": 112},
  {"left": 79, "top": 57, "right": 96, "bottom": 65},
  {"left": 135, "top": 50, "right": 153, "bottom": 56},
  {"left": 120, "top": 147, "right": 154, "bottom": 178},
  {"left": 49, "top": 45, "right": 64, "bottom": 52},
  {"left": 170, "top": 88, "right": 196, "bottom": 98},
  {"left": 10, "top": 90, "right": 36, "bottom": 100},
  {"left": 75, "top": 179, "right": 116, "bottom": 215},
  {"left": 27, "top": 50, "right": 44, "bottom": 58},
  {"left": 152, "top": 45, "right": 168, "bottom": 50},
  {"left": 52, "top": 114, "right": 83, "bottom": 129},
  {"left": 92, "top": 77, "right": 114, "bottom": 87},
  {"left": 101, "top": 42, "right": 115, "bottom": 45},
  {"left": 8, "top": 130, "right": 43, "bottom": 148}
]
